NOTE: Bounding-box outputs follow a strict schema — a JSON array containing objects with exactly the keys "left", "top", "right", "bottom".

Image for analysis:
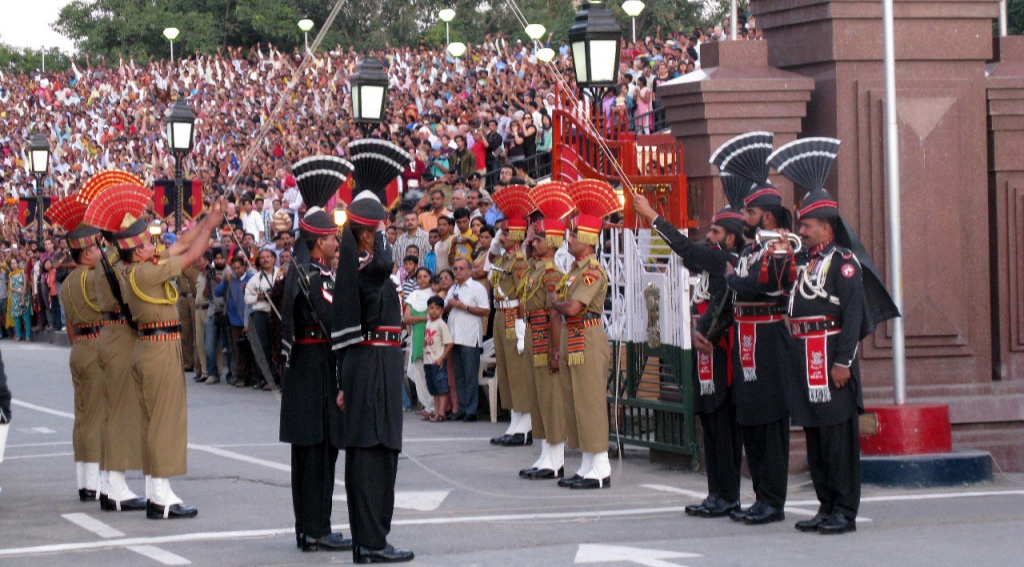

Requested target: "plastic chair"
[{"left": 477, "top": 338, "right": 498, "bottom": 422}]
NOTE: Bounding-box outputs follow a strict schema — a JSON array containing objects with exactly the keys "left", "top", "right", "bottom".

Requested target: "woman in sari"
[{"left": 9, "top": 259, "right": 31, "bottom": 341}]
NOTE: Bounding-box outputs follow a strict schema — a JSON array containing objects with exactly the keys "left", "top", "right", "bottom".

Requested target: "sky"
[{"left": 0, "top": 0, "right": 77, "bottom": 52}]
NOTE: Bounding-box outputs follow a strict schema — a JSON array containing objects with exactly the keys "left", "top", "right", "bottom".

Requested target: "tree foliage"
[{"left": 50, "top": 1, "right": 743, "bottom": 60}]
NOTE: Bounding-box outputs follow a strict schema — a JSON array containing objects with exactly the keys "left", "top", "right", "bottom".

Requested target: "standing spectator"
[
  {"left": 8, "top": 259, "right": 31, "bottom": 341},
  {"left": 416, "top": 189, "right": 451, "bottom": 232},
  {"left": 394, "top": 211, "right": 430, "bottom": 266},
  {"left": 257, "top": 196, "right": 275, "bottom": 242},
  {"left": 203, "top": 249, "right": 232, "bottom": 384},
  {"left": 448, "top": 208, "right": 477, "bottom": 266},
  {"left": 215, "top": 256, "right": 253, "bottom": 388},
  {"left": 423, "top": 229, "right": 440, "bottom": 275},
  {"left": 443, "top": 258, "right": 489, "bottom": 421},
  {"left": 244, "top": 248, "right": 281, "bottom": 391},
  {"left": 0, "top": 257, "right": 8, "bottom": 339},
  {"left": 403, "top": 268, "right": 436, "bottom": 418},
  {"left": 451, "top": 136, "right": 477, "bottom": 179},
  {"left": 421, "top": 296, "right": 453, "bottom": 422},
  {"left": 434, "top": 216, "right": 455, "bottom": 274}
]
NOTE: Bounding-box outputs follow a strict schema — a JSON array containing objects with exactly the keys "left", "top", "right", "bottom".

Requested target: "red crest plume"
[
  {"left": 77, "top": 169, "right": 146, "bottom": 205},
  {"left": 46, "top": 196, "right": 89, "bottom": 231},
  {"left": 567, "top": 179, "right": 620, "bottom": 219},
  {"left": 491, "top": 184, "right": 536, "bottom": 241},
  {"left": 84, "top": 183, "right": 153, "bottom": 232},
  {"left": 529, "top": 182, "right": 575, "bottom": 221}
]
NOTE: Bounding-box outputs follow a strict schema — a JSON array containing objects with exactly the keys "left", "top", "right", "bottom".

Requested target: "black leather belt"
[
  {"left": 102, "top": 311, "right": 127, "bottom": 323},
  {"left": 72, "top": 324, "right": 103, "bottom": 338},
  {"left": 364, "top": 329, "right": 401, "bottom": 343},
  {"left": 297, "top": 327, "right": 327, "bottom": 340},
  {"left": 735, "top": 303, "right": 787, "bottom": 318},
  {"left": 138, "top": 324, "right": 182, "bottom": 337},
  {"left": 789, "top": 318, "right": 840, "bottom": 336}
]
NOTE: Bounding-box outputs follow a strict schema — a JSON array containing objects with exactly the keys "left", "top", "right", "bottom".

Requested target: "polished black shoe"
[
  {"left": 518, "top": 466, "right": 537, "bottom": 477},
  {"left": 301, "top": 533, "right": 353, "bottom": 552},
  {"left": 102, "top": 496, "right": 147, "bottom": 512},
  {"left": 570, "top": 476, "right": 611, "bottom": 489},
  {"left": 146, "top": 501, "right": 198, "bottom": 519},
  {"left": 526, "top": 467, "right": 564, "bottom": 480},
  {"left": 729, "top": 505, "right": 750, "bottom": 522},
  {"left": 817, "top": 512, "right": 856, "bottom": 534},
  {"left": 795, "top": 512, "right": 830, "bottom": 532},
  {"left": 701, "top": 498, "right": 740, "bottom": 518},
  {"left": 192, "top": 373, "right": 205, "bottom": 383},
  {"left": 558, "top": 474, "right": 583, "bottom": 488},
  {"left": 499, "top": 432, "right": 533, "bottom": 446},
  {"left": 353, "top": 544, "right": 415, "bottom": 563},
  {"left": 79, "top": 489, "right": 97, "bottom": 502},
  {"left": 685, "top": 495, "right": 715, "bottom": 517},
  {"left": 743, "top": 502, "right": 785, "bottom": 525},
  {"left": 493, "top": 434, "right": 513, "bottom": 445}
]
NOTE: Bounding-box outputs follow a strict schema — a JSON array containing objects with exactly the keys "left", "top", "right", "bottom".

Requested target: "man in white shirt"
[
  {"left": 443, "top": 258, "right": 489, "bottom": 422},
  {"left": 239, "top": 197, "right": 265, "bottom": 242}
]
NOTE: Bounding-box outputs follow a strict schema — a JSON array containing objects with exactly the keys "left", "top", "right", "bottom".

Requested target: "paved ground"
[{"left": 0, "top": 340, "right": 1022, "bottom": 566}]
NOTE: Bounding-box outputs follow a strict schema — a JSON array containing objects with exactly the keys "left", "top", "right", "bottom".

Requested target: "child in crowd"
[{"left": 422, "top": 296, "right": 453, "bottom": 422}]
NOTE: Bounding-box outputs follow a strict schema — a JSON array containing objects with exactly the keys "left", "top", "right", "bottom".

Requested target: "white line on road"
[
  {"left": 5, "top": 441, "right": 72, "bottom": 448},
  {"left": 126, "top": 545, "right": 192, "bottom": 565},
  {"left": 12, "top": 399, "right": 75, "bottom": 419},
  {"left": 61, "top": 513, "right": 126, "bottom": 538},
  {"left": 2, "top": 451, "right": 74, "bottom": 460},
  {"left": 30, "top": 426, "right": 57, "bottom": 433}
]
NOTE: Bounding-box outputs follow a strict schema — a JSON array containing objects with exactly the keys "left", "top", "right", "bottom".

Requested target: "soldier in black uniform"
[
  {"left": 767, "top": 137, "right": 875, "bottom": 535},
  {"left": 633, "top": 190, "right": 744, "bottom": 518},
  {"left": 331, "top": 140, "right": 414, "bottom": 564},
  {"left": 705, "top": 132, "right": 793, "bottom": 525},
  {"left": 279, "top": 158, "right": 351, "bottom": 552}
]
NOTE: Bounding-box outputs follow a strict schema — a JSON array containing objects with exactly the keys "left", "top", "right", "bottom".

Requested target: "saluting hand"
[{"left": 831, "top": 365, "right": 851, "bottom": 388}]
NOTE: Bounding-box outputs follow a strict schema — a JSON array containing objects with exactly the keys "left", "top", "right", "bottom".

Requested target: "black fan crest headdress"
[
  {"left": 345, "top": 139, "right": 411, "bottom": 226},
  {"left": 720, "top": 171, "right": 753, "bottom": 212},
  {"left": 710, "top": 131, "right": 781, "bottom": 208}
]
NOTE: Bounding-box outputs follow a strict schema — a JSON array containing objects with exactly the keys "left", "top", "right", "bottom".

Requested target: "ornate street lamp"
[
  {"left": 568, "top": 1, "right": 622, "bottom": 89},
  {"left": 446, "top": 42, "right": 467, "bottom": 58},
  {"left": 622, "top": 1, "right": 645, "bottom": 44},
  {"left": 298, "top": 19, "right": 314, "bottom": 53},
  {"left": 165, "top": 96, "right": 195, "bottom": 232},
  {"left": 28, "top": 132, "right": 50, "bottom": 245},
  {"left": 163, "top": 27, "right": 180, "bottom": 62},
  {"left": 350, "top": 57, "right": 389, "bottom": 123}
]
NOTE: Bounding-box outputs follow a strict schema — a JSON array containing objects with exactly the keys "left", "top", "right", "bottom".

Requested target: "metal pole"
[
  {"left": 35, "top": 174, "right": 45, "bottom": 244},
  {"left": 41, "top": 50, "right": 45, "bottom": 73},
  {"left": 445, "top": 23, "right": 450, "bottom": 45},
  {"left": 730, "top": 0, "right": 738, "bottom": 40},
  {"left": 174, "top": 154, "right": 184, "bottom": 233},
  {"left": 304, "top": 32, "right": 309, "bottom": 53},
  {"left": 170, "top": 40, "right": 174, "bottom": 63},
  {"left": 999, "top": 0, "right": 1008, "bottom": 37},
  {"left": 631, "top": 17, "right": 636, "bottom": 44},
  {"left": 882, "top": 0, "right": 907, "bottom": 404}
]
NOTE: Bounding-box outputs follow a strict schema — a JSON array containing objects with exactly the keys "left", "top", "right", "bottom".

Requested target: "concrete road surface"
[{"left": 0, "top": 341, "right": 1021, "bottom": 566}]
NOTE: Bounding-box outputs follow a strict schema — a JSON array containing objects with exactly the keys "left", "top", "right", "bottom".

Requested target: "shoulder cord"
[
  {"left": 80, "top": 269, "right": 101, "bottom": 313},
  {"left": 128, "top": 265, "right": 179, "bottom": 306},
  {"left": 691, "top": 271, "right": 711, "bottom": 304}
]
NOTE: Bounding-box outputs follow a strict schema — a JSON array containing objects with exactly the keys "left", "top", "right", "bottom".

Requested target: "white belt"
[{"left": 494, "top": 299, "right": 520, "bottom": 309}]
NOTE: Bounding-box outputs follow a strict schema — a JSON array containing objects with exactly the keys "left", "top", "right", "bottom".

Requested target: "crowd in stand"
[{"left": 0, "top": 16, "right": 757, "bottom": 411}]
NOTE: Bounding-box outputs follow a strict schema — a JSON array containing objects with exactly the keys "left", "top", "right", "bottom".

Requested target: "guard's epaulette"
[{"left": 543, "top": 260, "right": 555, "bottom": 272}]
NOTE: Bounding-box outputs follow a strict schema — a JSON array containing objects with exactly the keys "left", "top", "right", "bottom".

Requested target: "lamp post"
[
  {"left": 621, "top": 1, "right": 645, "bottom": 44},
  {"left": 569, "top": 1, "right": 622, "bottom": 89},
  {"left": 439, "top": 8, "right": 456, "bottom": 45},
  {"left": 165, "top": 96, "right": 195, "bottom": 232},
  {"left": 163, "top": 28, "right": 180, "bottom": 62},
  {"left": 298, "top": 19, "right": 314, "bottom": 52},
  {"left": 525, "top": 23, "right": 546, "bottom": 51},
  {"left": 28, "top": 133, "right": 51, "bottom": 245},
  {"left": 446, "top": 42, "right": 467, "bottom": 58},
  {"left": 350, "top": 57, "right": 389, "bottom": 124}
]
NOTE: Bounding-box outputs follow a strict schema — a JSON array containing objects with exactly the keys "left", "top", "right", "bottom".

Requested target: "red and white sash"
[
  {"left": 738, "top": 321, "right": 757, "bottom": 382},
  {"left": 803, "top": 334, "right": 831, "bottom": 403}
]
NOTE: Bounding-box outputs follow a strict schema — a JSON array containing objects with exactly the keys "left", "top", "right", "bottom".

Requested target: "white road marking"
[
  {"left": 31, "top": 426, "right": 57, "bottom": 433},
  {"left": 575, "top": 544, "right": 702, "bottom": 566},
  {"left": 125, "top": 545, "right": 192, "bottom": 565},
  {"left": 639, "top": 484, "right": 709, "bottom": 500},
  {"left": 12, "top": 399, "right": 75, "bottom": 419},
  {"left": 4, "top": 441, "right": 72, "bottom": 448},
  {"left": 62, "top": 513, "right": 126, "bottom": 538},
  {"left": 185, "top": 443, "right": 291, "bottom": 474},
  {"left": 334, "top": 489, "right": 450, "bottom": 511},
  {"left": 3, "top": 451, "right": 74, "bottom": 460}
]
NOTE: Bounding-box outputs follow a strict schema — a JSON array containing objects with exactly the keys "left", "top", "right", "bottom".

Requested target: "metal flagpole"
[
  {"left": 999, "top": 1, "right": 1008, "bottom": 37},
  {"left": 730, "top": 0, "right": 738, "bottom": 40},
  {"left": 882, "top": 0, "right": 907, "bottom": 404}
]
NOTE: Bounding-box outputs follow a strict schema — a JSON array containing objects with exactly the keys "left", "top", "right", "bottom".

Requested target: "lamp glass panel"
[
  {"left": 30, "top": 149, "right": 49, "bottom": 174},
  {"left": 572, "top": 41, "right": 588, "bottom": 82},
  {"left": 588, "top": 40, "right": 618, "bottom": 83},
  {"left": 360, "top": 85, "right": 386, "bottom": 121},
  {"left": 171, "top": 122, "right": 194, "bottom": 151},
  {"left": 351, "top": 88, "right": 361, "bottom": 119}
]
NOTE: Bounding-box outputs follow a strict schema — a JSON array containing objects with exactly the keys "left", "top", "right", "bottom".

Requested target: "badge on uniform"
[
  {"left": 841, "top": 263, "right": 856, "bottom": 278},
  {"left": 583, "top": 274, "right": 596, "bottom": 286}
]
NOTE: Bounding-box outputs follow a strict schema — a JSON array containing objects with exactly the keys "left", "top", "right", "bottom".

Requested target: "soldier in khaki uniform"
[
  {"left": 548, "top": 180, "right": 619, "bottom": 490},
  {"left": 517, "top": 182, "right": 575, "bottom": 480},
  {"left": 88, "top": 183, "right": 225, "bottom": 519},
  {"left": 488, "top": 185, "right": 534, "bottom": 446},
  {"left": 49, "top": 196, "right": 108, "bottom": 503}
]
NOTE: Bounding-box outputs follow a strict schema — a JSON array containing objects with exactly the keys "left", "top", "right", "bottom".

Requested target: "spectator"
[
  {"left": 423, "top": 229, "right": 440, "bottom": 275},
  {"left": 244, "top": 248, "right": 280, "bottom": 391},
  {"left": 215, "top": 256, "right": 253, "bottom": 388},
  {"left": 403, "top": 268, "right": 436, "bottom": 418},
  {"left": 421, "top": 295, "right": 453, "bottom": 422},
  {"left": 394, "top": 211, "right": 430, "bottom": 266},
  {"left": 449, "top": 207, "right": 477, "bottom": 266},
  {"left": 417, "top": 189, "right": 451, "bottom": 232},
  {"left": 8, "top": 259, "right": 31, "bottom": 341},
  {"left": 443, "top": 258, "right": 489, "bottom": 422},
  {"left": 203, "top": 249, "right": 231, "bottom": 384},
  {"left": 434, "top": 216, "right": 454, "bottom": 274},
  {"left": 400, "top": 255, "right": 419, "bottom": 298}
]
